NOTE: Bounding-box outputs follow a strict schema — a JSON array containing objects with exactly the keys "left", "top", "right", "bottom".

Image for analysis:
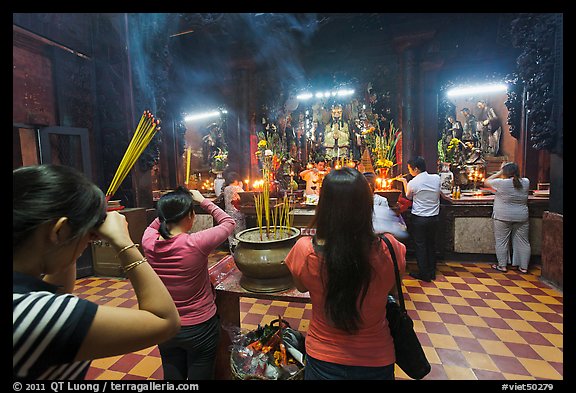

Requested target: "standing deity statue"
[
  {"left": 324, "top": 104, "right": 350, "bottom": 160},
  {"left": 475, "top": 100, "right": 502, "bottom": 156}
]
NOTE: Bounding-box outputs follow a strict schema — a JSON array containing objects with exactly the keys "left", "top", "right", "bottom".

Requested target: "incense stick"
[{"left": 106, "top": 111, "right": 160, "bottom": 199}]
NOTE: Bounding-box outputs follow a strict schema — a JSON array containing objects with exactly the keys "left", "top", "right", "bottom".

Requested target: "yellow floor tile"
[
  {"left": 108, "top": 281, "right": 130, "bottom": 289},
  {"left": 443, "top": 364, "right": 478, "bottom": 380},
  {"left": 270, "top": 300, "right": 290, "bottom": 307},
  {"left": 462, "top": 351, "right": 499, "bottom": 372},
  {"left": 455, "top": 290, "right": 481, "bottom": 299},
  {"left": 504, "top": 319, "right": 539, "bottom": 332},
  {"left": 444, "top": 276, "right": 466, "bottom": 284},
  {"left": 91, "top": 355, "right": 123, "bottom": 369},
  {"left": 464, "top": 266, "right": 485, "bottom": 273},
  {"left": 133, "top": 346, "right": 158, "bottom": 356},
  {"left": 459, "top": 315, "right": 489, "bottom": 328},
  {"left": 477, "top": 339, "right": 515, "bottom": 357},
  {"left": 422, "top": 346, "right": 441, "bottom": 364},
  {"left": 409, "top": 293, "right": 431, "bottom": 303},
  {"left": 427, "top": 333, "right": 459, "bottom": 350},
  {"left": 491, "top": 328, "right": 527, "bottom": 344},
  {"left": 541, "top": 288, "right": 563, "bottom": 297},
  {"left": 530, "top": 345, "right": 564, "bottom": 363},
  {"left": 477, "top": 278, "right": 500, "bottom": 286},
  {"left": 524, "top": 302, "right": 556, "bottom": 313},
  {"left": 444, "top": 296, "right": 471, "bottom": 306},
  {"left": 297, "top": 320, "right": 310, "bottom": 332},
  {"left": 242, "top": 323, "right": 259, "bottom": 331},
  {"left": 433, "top": 281, "right": 455, "bottom": 289},
  {"left": 129, "top": 356, "right": 162, "bottom": 378},
  {"left": 247, "top": 303, "right": 270, "bottom": 314},
  {"left": 506, "top": 286, "right": 530, "bottom": 295},
  {"left": 416, "top": 310, "right": 444, "bottom": 323},
  {"left": 533, "top": 295, "right": 563, "bottom": 305},
  {"left": 404, "top": 300, "right": 416, "bottom": 310},
  {"left": 550, "top": 322, "right": 563, "bottom": 334},
  {"left": 106, "top": 289, "right": 130, "bottom": 297},
  {"left": 95, "top": 369, "right": 127, "bottom": 380},
  {"left": 518, "top": 359, "right": 563, "bottom": 379},
  {"left": 445, "top": 323, "right": 475, "bottom": 338},
  {"left": 494, "top": 292, "right": 523, "bottom": 302},
  {"left": 84, "top": 295, "right": 105, "bottom": 302},
  {"left": 523, "top": 275, "right": 540, "bottom": 283},
  {"left": 541, "top": 333, "right": 563, "bottom": 348},
  {"left": 514, "top": 310, "right": 549, "bottom": 322},
  {"left": 502, "top": 373, "right": 536, "bottom": 380},
  {"left": 483, "top": 299, "right": 512, "bottom": 310},
  {"left": 84, "top": 279, "right": 107, "bottom": 286},
  {"left": 394, "top": 365, "right": 409, "bottom": 379},
  {"left": 283, "top": 307, "right": 304, "bottom": 319},
  {"left": 421, "top": 287, "right": 443, "bottom": 296},
  {"left": 467, "top": 284, "right": 491, "bottom": 292},
  {"left": 432, "top": 303, "right": 457, "bottom": 314},
  {"left": 258, "top": 314, "right": 277, "bottom": 325},
  {"left": 473, "top": 307, "right": 502, "bottom": 318},
  {"left": 412, "top": 319, "right": 427, "bottom": 333},
  {"left": 515, "top": 280, "right": 537, "bottom": 289},
  {"left": 82, "top": 287, "right": 107, "bottom": 295}
]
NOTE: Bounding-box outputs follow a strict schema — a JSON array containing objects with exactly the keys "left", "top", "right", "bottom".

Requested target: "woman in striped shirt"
[{"left": 13, "top": 165, "right": 180, "bottom": 380}]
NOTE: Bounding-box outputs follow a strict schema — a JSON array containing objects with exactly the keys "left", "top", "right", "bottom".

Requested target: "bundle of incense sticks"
[
  {"left": 105, "top": 110, "right": 160, "bottom": 200},
  {"left": 184, "top": 146, "right": 192, "bottom": 185},
  {"left": 388, "top": 173, "right": 409, "bottom": 181}
]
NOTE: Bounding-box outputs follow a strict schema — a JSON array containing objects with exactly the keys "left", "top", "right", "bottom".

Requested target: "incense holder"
[{"left": 233, "top": 227, "right": 301, "bottom": 293}]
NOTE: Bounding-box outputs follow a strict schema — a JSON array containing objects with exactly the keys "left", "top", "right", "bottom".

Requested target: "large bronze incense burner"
[{"left": 233, "top": 227, "right": 301, "bottom": 293}]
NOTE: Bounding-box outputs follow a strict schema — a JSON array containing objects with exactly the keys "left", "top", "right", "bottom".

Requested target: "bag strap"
[{"left": 380, "top": 234, "right": 406, "bottom": 312}]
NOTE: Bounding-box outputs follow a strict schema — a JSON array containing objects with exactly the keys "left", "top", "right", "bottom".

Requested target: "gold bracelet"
[
  {"left": 122, "top": 258, "right": 148, "bottom": 273},
  {"left": 115, "top": 243, "right": 140, "bottom": 259}
]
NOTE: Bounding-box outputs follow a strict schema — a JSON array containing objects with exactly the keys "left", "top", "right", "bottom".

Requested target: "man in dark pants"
[{"left": 398, "top": 156, "right": 441, "bottom": 282}]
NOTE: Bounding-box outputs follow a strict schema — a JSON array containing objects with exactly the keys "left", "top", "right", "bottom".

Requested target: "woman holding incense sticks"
[
  {"left": 285, "top": 167, "right": 406, "bottom": 380},
  {"left": 13, "top": 164, "right": 180, "bottom": 380},
  {"left": 222, "top": 171, "right": 246, "bottom": 253},
  {"left": 141, "top": 186, "right": 235, "bottom": 380}
]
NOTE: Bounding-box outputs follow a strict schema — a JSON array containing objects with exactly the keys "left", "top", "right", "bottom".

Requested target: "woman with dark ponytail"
[
  {"left": 13, "top": 165, "right": 180, "bottom": 380},
  {"left": 485, "top": 162, "right": 531, "bottom": 273},
  {"left": 285, "top": 167, "right": 407, "bottom": 380},
  {"left": 142, "top": 186, "right": 235, "bottom": 379}
]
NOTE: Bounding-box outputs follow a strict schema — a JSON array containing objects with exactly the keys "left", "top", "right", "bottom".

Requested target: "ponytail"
[{"left": 501, "top": 162, "right": 523, "bottom": 189}]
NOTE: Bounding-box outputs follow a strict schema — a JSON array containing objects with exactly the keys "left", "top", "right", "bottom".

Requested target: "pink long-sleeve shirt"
[{"left": 142, "top": 199, "right": 235, "bottom": 326}]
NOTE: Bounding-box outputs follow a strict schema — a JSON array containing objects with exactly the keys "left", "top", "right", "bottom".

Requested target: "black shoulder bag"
[{"left": 380, "top": 234, "right": 431, "bottom": 380}]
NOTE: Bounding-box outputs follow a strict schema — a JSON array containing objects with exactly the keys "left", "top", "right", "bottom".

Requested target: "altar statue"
[{"left": 324, "top": 104, "right": 350, "bottom": 160}]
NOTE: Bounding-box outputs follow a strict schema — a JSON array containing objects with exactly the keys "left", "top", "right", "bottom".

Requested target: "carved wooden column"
[{"left": 393, "top": 31, "right": 436, "bottom": 172}]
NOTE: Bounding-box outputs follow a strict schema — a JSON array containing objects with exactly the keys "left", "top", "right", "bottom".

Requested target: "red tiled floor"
[{"left": 75, "top": 257, "right": 563, "bottom": 381}]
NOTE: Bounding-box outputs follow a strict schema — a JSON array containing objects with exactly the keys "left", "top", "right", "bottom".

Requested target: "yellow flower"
[
  {"left": 258, "top": 140, "right": 267, "bottom": 148},
  {"left": 376, "top": 159, "right": 394, "bottom": 168}
]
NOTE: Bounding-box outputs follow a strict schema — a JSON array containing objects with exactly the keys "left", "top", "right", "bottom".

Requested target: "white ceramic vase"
[{"left": 214, "top": 172, "right": 225, "bottom": 197}]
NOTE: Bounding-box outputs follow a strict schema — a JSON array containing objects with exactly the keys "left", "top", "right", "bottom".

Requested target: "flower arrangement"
[
  {"left": 372, "top": 121, "right": 401, "bottom": 173},
  {"left": 211, "top": 147, "right": 228, "bottom": 173},
  {"left": 445, "top": 137, "right": 465, "bottom": 165}
]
